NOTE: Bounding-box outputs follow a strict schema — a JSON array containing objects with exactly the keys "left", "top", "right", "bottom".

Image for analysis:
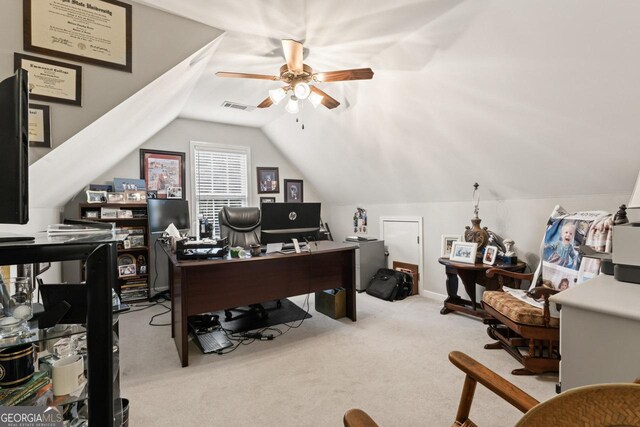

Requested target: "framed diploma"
[
  {"left": 15, "top": 53, "right": 82, "bottom": 106},
  {"left": 28, "top": 104, "right": 51, "bottom": 148},
  {"left": 23, "top": 0, "right": 132, "bottom": 72}
]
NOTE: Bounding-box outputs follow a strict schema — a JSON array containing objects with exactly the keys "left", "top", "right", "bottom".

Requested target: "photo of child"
[{"left": 543, "top": 221, "right": 578, "bottom": 269}]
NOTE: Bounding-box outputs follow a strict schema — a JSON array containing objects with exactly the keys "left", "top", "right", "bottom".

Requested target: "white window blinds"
[{"left": 193, "top": 144, "right": 249, "bottom": 237}]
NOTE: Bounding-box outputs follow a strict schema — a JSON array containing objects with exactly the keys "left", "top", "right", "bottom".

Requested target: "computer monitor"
[
  {"left": 0, "top": 70, "right": 29, "bottom": 224},
  {"left": 260, "top": 202, "right": 321, "bottom": 244},
  {"left": 147, "top": 199, "right": 190, "bottom": 234}
]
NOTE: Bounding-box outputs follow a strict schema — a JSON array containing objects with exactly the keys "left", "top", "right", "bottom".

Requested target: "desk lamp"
[
  {"left": 611, "top": 170, "right": 640, "bottom": 283},
  {"left": 464, "top": 183, "right": 490, "bottom": 261}
]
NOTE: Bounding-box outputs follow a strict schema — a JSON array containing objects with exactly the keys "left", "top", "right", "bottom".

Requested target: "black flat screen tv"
[
  {"left": 260, "top": 202, "right": 321, "bottom": 244},
  {"left": 0, "top": 69, "right": 30, "bottom": 239},
  {"left": 147, "top": 199, "right": 190, "bottom": 234}
]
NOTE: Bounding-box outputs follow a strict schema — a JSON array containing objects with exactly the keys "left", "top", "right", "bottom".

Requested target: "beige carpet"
[{"left": 118, "top": 294, "right": 557, "bottom": 426}]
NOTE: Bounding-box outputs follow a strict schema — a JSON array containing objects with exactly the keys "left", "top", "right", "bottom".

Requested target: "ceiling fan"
[{"left": 216, "top": 39, "right": 374, "bottom": 113}]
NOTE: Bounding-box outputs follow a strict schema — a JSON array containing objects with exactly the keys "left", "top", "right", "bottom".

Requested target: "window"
[{"left": 192, "top": 142, "right": 249, "bottom": 237}]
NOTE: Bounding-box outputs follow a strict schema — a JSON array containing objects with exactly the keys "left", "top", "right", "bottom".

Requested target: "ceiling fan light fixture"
[
  {"left": 285, "top": 96, "right": 299, "bottom": 114},
  {"left": 293, "top": 82, "right": 310, "bottom": 100},
  {"left": 269, "top": 88, "right": 287, "bottom": 105},
  {"left": 308, "top": 91, "right": 324, "bottom": 108}
]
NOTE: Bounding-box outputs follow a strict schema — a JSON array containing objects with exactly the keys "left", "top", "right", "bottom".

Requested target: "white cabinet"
[{"left": 550, "top": 274, "right": 640, "bottom": 391}]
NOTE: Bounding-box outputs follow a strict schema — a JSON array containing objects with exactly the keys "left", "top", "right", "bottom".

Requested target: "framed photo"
[
  {"left": 23, "top": 0, "right": 133, "bottom": 72},
  {"left": 101, "top": 208, "right": 118, "bottom": 219},
  {"left": 284, "top": 179, "right": 303, "bottom": 203},
  {"left": 441, "top": 234, "right": 463, "bottom": 257},
  {"left": 123, "top": 240, "right": 131, "bottom": 249},
  {"left": 449, "top": 241, "right": 478, "bottom": 264},
  {"left": 117, "top": 210, "right": 133, "bottom": 219},
  {"left": 15, "top": 53, "right": 82, "bottom": 106},
  {"left": 28, "top": 104, "right": 51, "bottom": 148},
  {"left": 118, "top": 264, "right": 137, "bottom": 278},
  {"left": 114, "top": 178, "right": 146, "bottom": 192},
  {"left": 107, "top": 192, "right": 126, "bottom": 204},
  {"left": 166, "top": 187, "right": 183, "bottom": 199},
  {"left": 146, "top": 191, "right": 157, "bottom": 199},
  {"left": 128, "top": 235, "right": 145, "bottom": 248},
  {"left": 125, "top": 190, "right": 146, "bottom": 203},
  {"left": 85, "top": 210, "right": 99, "bottom": 219},
  {"left": 140, "top": 149, "right": 185, "bottom": 199},
  {"left": 257, "top": 167, "right": 279, "bottom": 194},
  {"left": 483, "top": 245, "right": 499, "bottom": 266},
  {"left": 86, "top": 190, "right": 107, "bottom": 204},
  {"left": 260, "top": 197, "right": 276, "bottom": 204}
]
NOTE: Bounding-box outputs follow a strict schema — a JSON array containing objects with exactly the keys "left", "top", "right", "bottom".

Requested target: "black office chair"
[{"left": 218, "top": 206, "right": 280, "bottom": 321}]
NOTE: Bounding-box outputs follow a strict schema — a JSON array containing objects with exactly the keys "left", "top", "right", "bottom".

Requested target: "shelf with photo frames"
[{"left": 79, "top": 203, "right": 150, "bottom": 303}]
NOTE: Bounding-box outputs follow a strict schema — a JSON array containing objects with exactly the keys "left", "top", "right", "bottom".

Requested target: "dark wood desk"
[
  {"left": 438, "top": 257, "right": 526, "bottom": 319},
  {"left": 163, "top": 241, "right": 357, "bottom": 366}
]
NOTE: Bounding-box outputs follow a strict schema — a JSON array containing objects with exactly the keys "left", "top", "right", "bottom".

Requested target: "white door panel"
[{"left": 380, "top": 217, "right": 423, "bottom": 293}]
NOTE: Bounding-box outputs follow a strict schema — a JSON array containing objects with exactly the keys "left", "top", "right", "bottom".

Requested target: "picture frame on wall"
[
  {"left": 257, "top": 167, "right": 279, "bottom": 194},
  {"left": 260, "top": 197, "right": 276, "bottom": 204},
  {"left": 140, "top": 149, "right": 186, "bottom": 199},
  {"left": 23, "top": 0, "right": 133, "bottom": 72},
  {"left": 15, "top": 53, "right": 82, "bottom": 106},
  {"left": 441, "top": 234, "right": 463, "bottom": 257},
  {"left": 28, "top": 104, "right": 51, "bottom": 148},
  {"left": 449, "top": 241, "right": 478, "bottom": 264},
  {"left": 284, "top": 179, "right": 303, "bottom": 203}
]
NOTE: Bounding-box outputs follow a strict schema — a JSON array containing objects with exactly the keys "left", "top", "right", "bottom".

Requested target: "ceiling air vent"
[{"left": 221, "top": 101, "right": 255, "bottom": 112}]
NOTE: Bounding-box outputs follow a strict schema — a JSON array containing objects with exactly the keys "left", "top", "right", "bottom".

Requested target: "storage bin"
[{"left": 315, "top": 288, "right": 346, "bottom": 319}]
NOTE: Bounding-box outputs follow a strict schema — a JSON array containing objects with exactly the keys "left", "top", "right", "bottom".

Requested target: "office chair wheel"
[
  {"left": 276, "top": 300, "right": 282, "bottom": 309},
  {"left": 224, "top": 310, "right": 233, "bottom": 321}
]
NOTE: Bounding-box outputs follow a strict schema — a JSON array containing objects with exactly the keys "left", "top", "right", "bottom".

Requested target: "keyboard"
[{"left": 193, "top": 329, "right": 233, "bottom": 353}]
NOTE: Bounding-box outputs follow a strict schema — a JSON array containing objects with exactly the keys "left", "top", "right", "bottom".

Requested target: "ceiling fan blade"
[
  {"left": 310, "top": 86, "right": 340, "bottom": 109},
  {"left": 315, "top": 68, "right": 374, "bottom": 82},
  {"left": 257, "top": 97, "right": 273, "bottom": 109},
  {"left": 282, "top": 39, "right": 303, "bottom": 74},
  {"left": 216, "top": 72, "right": 280, "bottom": 81}
]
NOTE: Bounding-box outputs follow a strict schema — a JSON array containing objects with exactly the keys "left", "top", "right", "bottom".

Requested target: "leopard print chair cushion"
[{"left": 482, "top": 291, "right": 559, "bottom": 327}]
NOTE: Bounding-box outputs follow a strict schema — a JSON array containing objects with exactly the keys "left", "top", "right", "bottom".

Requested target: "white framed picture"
[
  {"left": 118, "top": 264, "right": 137, "bottom": 278},
  {"left": 483, "top": 245, "right": 498, "bottom": 265},
  {"left": 86, "top": 190, "right": 106, "bottom": 204},
  {"left": 450, "top": 241, "right": 478, "bottom": 264},
  {"left": 441, "top": 234, "right": 463, "bottom": 257}
]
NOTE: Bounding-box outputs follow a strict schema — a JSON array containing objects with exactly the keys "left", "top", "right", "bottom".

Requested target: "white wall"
[
  {"left": 0, "top": 0, "right": 222, "bottom": 163},
  {"left": 326, "top": 194, "right": 635, "bottom": 300}
]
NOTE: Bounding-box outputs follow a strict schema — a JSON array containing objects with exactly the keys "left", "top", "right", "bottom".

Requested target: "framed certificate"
[
  {"left": 15, "top": 53, "right": 82, "bottom": 106},
  {"left": 28, "top": 104, "right": 51, "bottom": 148},
  {"left": 23, "top": 0, "right": 132, "bottom": 72}
]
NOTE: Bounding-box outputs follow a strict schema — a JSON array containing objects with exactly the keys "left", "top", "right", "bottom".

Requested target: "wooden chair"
[
  {"left": 481, "top": 268, "right": 560, "bottom": 375},
  {"left": 342, "top": 351, "right": 640, "bottom": 427}
]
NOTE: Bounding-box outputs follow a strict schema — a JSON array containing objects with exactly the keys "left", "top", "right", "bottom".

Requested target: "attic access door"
[{"left": 380, "top": 217, "right": 423, "bottom": 294}]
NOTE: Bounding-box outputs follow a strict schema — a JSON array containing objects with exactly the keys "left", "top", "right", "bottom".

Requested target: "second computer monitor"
[
  {"left": 260, "top": 202, "right": 321, "bottom": 244},
  {"left": 147, "top": 199, "right": 190, "bottom": 234}
]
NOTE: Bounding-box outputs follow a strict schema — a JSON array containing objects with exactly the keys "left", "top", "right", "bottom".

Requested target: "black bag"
[{"left": 366, "top": 268, "right": 412, "bottom": 301}]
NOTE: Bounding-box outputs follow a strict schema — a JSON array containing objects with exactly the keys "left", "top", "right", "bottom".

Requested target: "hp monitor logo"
[{"left": 288, "top": 212, "right": 297, "bottom": 221}]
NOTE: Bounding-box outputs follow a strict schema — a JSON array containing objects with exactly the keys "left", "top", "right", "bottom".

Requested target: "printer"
[{"left": 611, "top": 170, "right": 640, "bottom": 284}]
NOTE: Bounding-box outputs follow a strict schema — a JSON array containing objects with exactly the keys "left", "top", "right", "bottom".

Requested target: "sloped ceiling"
[{"left": 134, "top": 0, "right": 640, "bottom": 204}]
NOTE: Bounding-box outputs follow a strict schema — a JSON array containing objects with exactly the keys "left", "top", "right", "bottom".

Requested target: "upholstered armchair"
[{"left": 480, "top": 207, "right": 618, "bottom": 375}]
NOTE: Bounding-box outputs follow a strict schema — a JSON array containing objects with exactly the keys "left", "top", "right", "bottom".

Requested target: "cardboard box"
[{"left": 315, "top": 288, "right": 346, "bottom": 319}]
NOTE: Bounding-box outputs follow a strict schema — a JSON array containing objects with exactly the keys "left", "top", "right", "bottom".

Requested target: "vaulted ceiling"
[{"left": 133, "top": 0, "right": 640, "bottom": 205}]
